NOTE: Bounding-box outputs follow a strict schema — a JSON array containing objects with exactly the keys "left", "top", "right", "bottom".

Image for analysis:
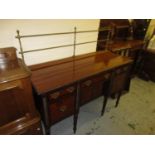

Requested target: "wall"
[{"left": 0, "top": 19, "right": 100, "bottom": 65}]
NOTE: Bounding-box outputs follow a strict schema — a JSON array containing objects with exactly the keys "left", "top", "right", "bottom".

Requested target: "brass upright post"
[
  {"left": 16, "top": 30, "right": 25, "bottom": 63},
  {"left": 73, "top": 27, "right": 77, "bottom": 57}
]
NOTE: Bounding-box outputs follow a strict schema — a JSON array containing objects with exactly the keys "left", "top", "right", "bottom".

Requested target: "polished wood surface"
[
  {"left": 30, "top": 51, "right": 133, "bottom": 134},
  {"left": 0, "top": 47, "right": 31, "bottom": 85},
  {"left": 31, "top": 51, "right": 132, "bottom": 95},
  {"left": 0, "top": 47, "right": 42, "bottom": 135},
  {"left": 0, "top": 47, "right": 17, "bottom": 63}
]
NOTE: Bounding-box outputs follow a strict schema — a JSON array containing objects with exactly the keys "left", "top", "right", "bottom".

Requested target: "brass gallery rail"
[{"left": 15, "top": 27, "right": 112, "bottom": 63}]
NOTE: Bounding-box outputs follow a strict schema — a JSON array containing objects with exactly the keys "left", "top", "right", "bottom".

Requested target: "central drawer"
[
  {"left": 48, "top": 85, "right": 76, "bottom": 124},
  {"left": 80, "top": 72, "right": 110, "bottom": 105}
]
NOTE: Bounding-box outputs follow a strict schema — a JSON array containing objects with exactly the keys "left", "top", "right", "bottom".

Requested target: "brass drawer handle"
[
  {"left": 50, "top": 92, "right": 60, "bottom": 99},
  {"left": 59, "top": 105, "right": 67, "bottom": 112},
  {"left": 66, "top": 86, "right": 75, "bottom": 93},
  {"left": 84, "top": 80, "right": 92, "bottom": 86}
]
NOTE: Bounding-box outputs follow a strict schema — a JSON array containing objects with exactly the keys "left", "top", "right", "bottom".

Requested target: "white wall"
[{"left": 0, "top": 19, "right": 100, "bottom": 65}]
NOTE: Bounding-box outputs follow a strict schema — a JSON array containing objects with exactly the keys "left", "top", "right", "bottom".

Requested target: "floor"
[{"left": 49, "top": 77, "right": 155, "bottom": 135}]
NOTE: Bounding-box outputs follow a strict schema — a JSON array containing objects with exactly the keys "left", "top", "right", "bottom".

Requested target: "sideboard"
[{"left": 29, "top": 51, "right": 133, "bottom": 134}]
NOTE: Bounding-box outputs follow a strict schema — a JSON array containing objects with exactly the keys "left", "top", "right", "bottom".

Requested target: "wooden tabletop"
[{"left": 30, "top": 51, "right": 133, "bottom": 95}]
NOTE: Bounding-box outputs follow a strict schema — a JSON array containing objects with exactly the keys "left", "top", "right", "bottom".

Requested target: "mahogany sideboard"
[
  {"left": 0, "top": 47, "right": 42, "bottom": 135},
  {"left": 30, "top": 51, "right": 133, "bottom": 134}
]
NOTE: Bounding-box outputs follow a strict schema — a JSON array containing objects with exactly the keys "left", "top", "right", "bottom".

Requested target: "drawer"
[
  {"left": 48, "top": 85, "right": 76, "bottom": 101},
  {"left": 49, "top": 95, "right": 75, "bottom": 124},
  {"left": 93, "top": 72, "right": 110, "bottom": 83},
  {"left": 115, "top": 65, "right": 130, "bottom": 74},
  {"left": 48, "top": 85, "right": 76, "bottom": 124}
]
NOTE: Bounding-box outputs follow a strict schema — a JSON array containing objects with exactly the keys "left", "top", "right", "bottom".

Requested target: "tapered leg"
[
  {"left": 42, "top": 96, "right": 50, "bottom": 135},
  {"left": 45, "top": 127, "right": 50, "bottom": 135},
  {"left": 115, "top": 92, "right": 122, "bottom": 107},
  {"left": 101, "top": 96, "right": 108, "bottom": 116},
  {"left": 73, "top": 83, "right": 80, "bottom": 134}
]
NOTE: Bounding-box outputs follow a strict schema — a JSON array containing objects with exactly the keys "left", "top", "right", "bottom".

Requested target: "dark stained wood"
[
  {"left": 0, "top": 47, "right": 17, "bottom": 63},
  {"left": 30, "top": 51, "right": 133, "bottom": 134},
  {"left": 101, "top": 64, "right": 132, "bottom": 116},
  {"left": 48, "top": 84, "right": 76, "bottom": 124},
  {"left": 108, "top": 40, "right": 144, "bottom": 75},
  {"left": 0, "top": 47, "right": 42, "bottom": 135},
  {"left": 31, "top": 51, "right": 132, "bottom": 95},
  {"left": 141, "top": 49, "right": 155, "bottom": 82},
  {"left": 108, "top": 40, "right": 144, "bottom": 52},
  {"left": 97, "top": 19, "right": 145, "bottom": 76},
  {"left": 0, "top": 113, "right": 42, "bottom": 135},
  {"left": 132, "top": 19, "right": 151, "bottom": 40}
]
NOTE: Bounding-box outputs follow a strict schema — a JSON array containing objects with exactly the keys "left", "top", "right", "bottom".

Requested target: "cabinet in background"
[{"left": 0, "top": 47, "right": 42, "bottom": 135}]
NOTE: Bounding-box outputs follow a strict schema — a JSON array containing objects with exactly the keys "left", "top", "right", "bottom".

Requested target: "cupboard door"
[{"left": 0, "top": 79, "right": 36, "bottom": 127}]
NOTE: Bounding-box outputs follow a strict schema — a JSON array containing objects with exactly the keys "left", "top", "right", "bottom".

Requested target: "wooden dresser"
[
  {"left": 30, "top": 51, "right": 133, "bottom": 134},
  {"left": 0, "top": 47, "right": 42, "bottom": 135}
]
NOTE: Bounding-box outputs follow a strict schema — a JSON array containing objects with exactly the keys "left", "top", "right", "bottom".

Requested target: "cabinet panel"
[
  {"left": 93, "top": 73, "right": 109, "bottom": 98},
  {"left": 0, "top": 47, "right": 42, "bottom": 135},
  {"left": 0, "top": 78, "right": 36, "bottom": 127},
  {"left": 80, "top": 78, "right": 93, "bottom": 105},
  {"left": 111, "top": 66, "right": 131, "bottom": 94}
]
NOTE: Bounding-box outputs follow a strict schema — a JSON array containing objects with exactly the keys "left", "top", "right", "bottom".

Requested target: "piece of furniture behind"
[
  {"left": 0, "top": 47, "right": 42, "bottom": 135},
  {"left": 141, "top": 49, "right": 155, "bottom": 82},
  {"left": 108, "top": 40, "right": 144, "bottom": 75}
]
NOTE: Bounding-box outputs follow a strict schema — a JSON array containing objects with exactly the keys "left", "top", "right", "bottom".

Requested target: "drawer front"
[
  {"left": 49, "top": 86, "right": 75, "bottom": 101},
  {"left": 93, "top": 72, "right": 109, "bottom": 82},
  {"left": 48, "top": 85, "right": 76, "bottom": 124}
]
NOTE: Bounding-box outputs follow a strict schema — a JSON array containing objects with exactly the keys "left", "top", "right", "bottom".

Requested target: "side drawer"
[{"left": 48, "top": 85, "right": 76, "bottom": 124}]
